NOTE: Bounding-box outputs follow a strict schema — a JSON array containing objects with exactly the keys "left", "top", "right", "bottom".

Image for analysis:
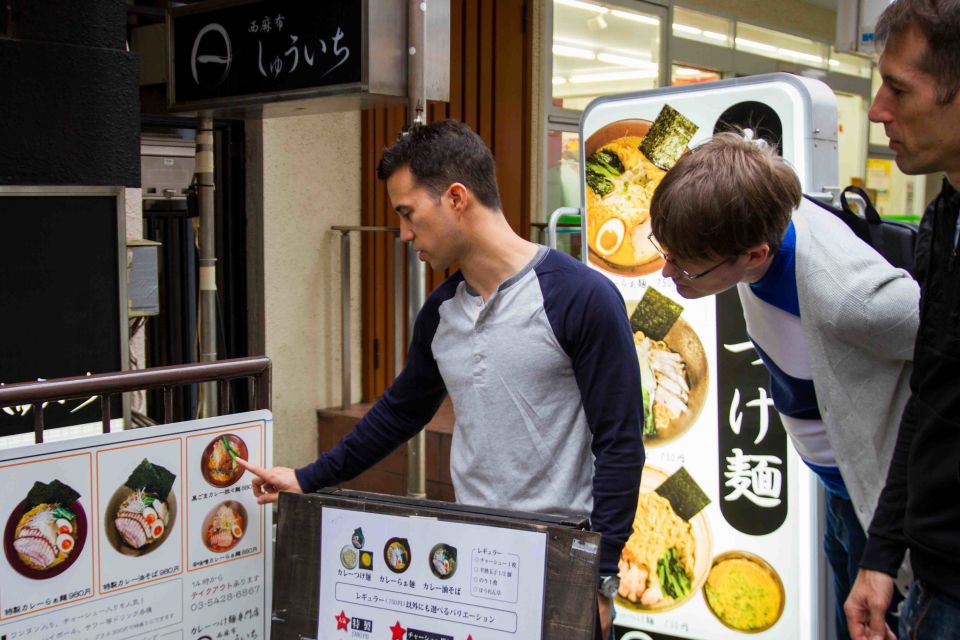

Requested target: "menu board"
[
  {"left": 0, "top": 411, "right": 272, "bottom": 640},
  {"left": 317, "top": 507, "right": 548, "bottom": 640},
  {"left": 579, "top": 76, "right": 833, "bottom": 639}
]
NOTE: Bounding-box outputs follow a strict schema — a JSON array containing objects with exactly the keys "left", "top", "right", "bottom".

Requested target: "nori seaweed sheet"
[
  {"left": 655, "top": 467, "right": 710, "bottom": 521},
  {"left": 26, "top": 479, "right": 81, "bottom": 507},
  {"left": 639, "top": 104, "right": 699, "bottom": 171},
  {"left": 125, "top": 458, "right": 176, "bottom": 497},
  {"left": 631, "top": 287, "right": 684, "bottom": 341}
]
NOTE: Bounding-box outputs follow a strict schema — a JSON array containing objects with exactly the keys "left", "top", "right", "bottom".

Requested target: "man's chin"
[{"left": 674, "top": 282, "right": 708, "bottom": 299}]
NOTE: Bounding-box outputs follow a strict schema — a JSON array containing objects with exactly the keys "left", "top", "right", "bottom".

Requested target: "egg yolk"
[{"left": 599, "top": 228, "right": 620, "bottom": 252}]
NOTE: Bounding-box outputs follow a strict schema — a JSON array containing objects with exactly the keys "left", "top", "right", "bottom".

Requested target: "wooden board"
[{"left": 271, "top": 489, "right": 600, "bottom": 640}]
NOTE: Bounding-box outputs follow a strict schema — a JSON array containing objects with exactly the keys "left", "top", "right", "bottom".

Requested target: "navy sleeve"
[
  {"left": 539, "top": 251, "right": 645, "bottom": 575},
  {"left": 294, "top": 277, "right": 456, "bottom": 492}
]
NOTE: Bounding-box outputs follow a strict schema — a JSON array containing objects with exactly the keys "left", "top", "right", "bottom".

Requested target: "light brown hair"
[
  {"left": 649, "top": 132, "right": 801, "bottom": 261},
  {"left": 875, "top": 0, "right": 960, "bottom": 104}
]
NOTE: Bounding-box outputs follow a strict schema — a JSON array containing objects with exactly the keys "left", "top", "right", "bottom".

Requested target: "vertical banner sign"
[
  {"left": 0, "top": 411, "right": 273, "bottom": 640},
  {"left": 578, "top": 75, "right": 827, "bottom": 639}
]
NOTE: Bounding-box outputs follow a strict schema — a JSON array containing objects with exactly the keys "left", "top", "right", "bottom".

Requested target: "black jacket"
[{"left": 860, "top": 178, "right": 960, "bottom": 600}]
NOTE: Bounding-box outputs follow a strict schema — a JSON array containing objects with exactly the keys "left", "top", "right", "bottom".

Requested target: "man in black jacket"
[{"left": 844, "top": 1, "right": 960, "bottom": 639}]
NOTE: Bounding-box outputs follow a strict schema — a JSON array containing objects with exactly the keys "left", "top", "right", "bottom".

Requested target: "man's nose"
[
  {"left": 868, "top": 92, "right": 890, "bottom": 124},
  {"left": 399, "top": 220, "right": 414, "bottom": 242},
  {"left": 660, "top": 259, "right": 680, "bottom": 279}
]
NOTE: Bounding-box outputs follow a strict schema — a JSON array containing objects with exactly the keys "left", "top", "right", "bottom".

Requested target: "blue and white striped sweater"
[{"left": 740, "top": 222, "right": 848, "bottom": 498}]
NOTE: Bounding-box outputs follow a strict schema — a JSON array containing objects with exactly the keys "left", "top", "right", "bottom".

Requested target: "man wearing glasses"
[{"left": 648, "top": 131, "right": 919, "bottom": 640}]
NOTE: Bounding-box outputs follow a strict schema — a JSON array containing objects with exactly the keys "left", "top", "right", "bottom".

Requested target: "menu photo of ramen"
[
  {"left": 202, "top": 501, "right": 246, "bottom": 553},
  {"left": 200, "top": 434, "right": 248, "bottom": 488},
  {"left": 3, "top": 480, "right": 87, "bottom": 579},
  {"left": 617, "top": 466, "right": 712, "bottom": 612},
  {"left": 585, "top": 104, "right": 698, "bottom": 276},
  {"left": 104, "top": 459, "right": 177, "bottom": 556},
  {"left": 628, "top": 287, "right": 708, "bottom": 445}
]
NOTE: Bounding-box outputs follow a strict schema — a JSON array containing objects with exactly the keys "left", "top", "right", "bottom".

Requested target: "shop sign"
[
  {"left": 169, "top": 0, "right": 363, "bottom": 108},
  {"left": 0, "top": 411, "right": 273, "bottom": 640},
  {"left": 578, "top": 74, "right": 835, "bottom": 639},
  {"left": 317, "top": 507, "right": 548, "bottom": 640}
]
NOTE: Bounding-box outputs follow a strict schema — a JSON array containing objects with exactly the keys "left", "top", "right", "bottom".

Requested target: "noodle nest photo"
[
  {"left": 105, "top": 458, "right": 177, "bottom": 557},
  {"left": 4, "top": 480, "right": 87, "bottom": 579},
  {"left": 202, "top": 500, "right": 247, "bottom": 553},
  {"left": 617, "top": 466, "right": 711, "bottom": 612},
  {"left": 703, "top": 551, "right": 785, "bottom": 633},
  {"left": 628, "top": 288, "right": 708, "bottom": 445},
  {"left": 584, "top": 105, "right": 698, "bottom": 277},
  {"left": 200, "top": 434, "right": 248, "bottom": 488}
]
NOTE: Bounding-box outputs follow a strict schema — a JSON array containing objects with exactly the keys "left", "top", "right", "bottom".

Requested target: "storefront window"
[
  {"left": 829, "top": 50, "right": 872, "bottom": 79},
  {"left": 671, "top": 64, "right": 721, "bottom": 85},
  {"left": 551, "top": 0, "right": 663, "bottom": 111},
  {"left": 735, "top": 22, "right": 829, "bottom": 69},
  {"left": 672, "top": 6, "right": 732, "bottom": 47}
]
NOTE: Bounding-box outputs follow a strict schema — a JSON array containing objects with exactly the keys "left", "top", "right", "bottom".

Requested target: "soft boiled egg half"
[{"left": 595, "top": 217, "right": 625, "bottom": 257}]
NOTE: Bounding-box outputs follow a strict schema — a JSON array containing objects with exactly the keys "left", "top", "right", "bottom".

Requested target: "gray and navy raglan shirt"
[{"left": 296, "top": 246, "right": 644, "bottom": 573}]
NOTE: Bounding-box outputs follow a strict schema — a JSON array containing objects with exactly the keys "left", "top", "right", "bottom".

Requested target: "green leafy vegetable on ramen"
[
  {"left": 657, "top": 547, "right": 691, "bottom": 599},
  {"left": 586, "top": 149, "right": 626, "bottom": 197}
]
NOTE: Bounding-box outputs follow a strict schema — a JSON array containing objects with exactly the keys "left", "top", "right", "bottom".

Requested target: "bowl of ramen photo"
[
  {"left": 703, "top": 550, "right": 785, "bottom": 633},
  {"left": 585, "top": 105, "right": 698, "bottom": 277},
  {"left": 616, "top": 466, "right": 712, "bottom": 612},
  {"left": 201, "top": 434, "right": 248, "bottom": 488},
  {"left": 104, "top": 458, "right": 177, "bottom": 557},
  {"left": 628, "top": 288, "right": 708, "bottom": 445},
  {"left": 202, "top": 501, "right": 247, "bottom": 553},
  {"left": 4, "top": 480, "right": 87, "bottom": 580}
]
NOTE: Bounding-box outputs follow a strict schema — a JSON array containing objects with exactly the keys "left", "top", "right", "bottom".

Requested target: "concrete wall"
[{"left": 248, "top": 112, "right": 364, "bottom": 469}]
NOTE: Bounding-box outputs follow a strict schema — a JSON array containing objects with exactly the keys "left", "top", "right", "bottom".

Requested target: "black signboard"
[
  {"left": 171, "top": 0, "right": 363, "bottom": 107},
  {"left": 715, "top": 288, "right": 789, "bottom": 535},
  {"left": 0, "top": 195, "right": 123, "bottom": 436}
]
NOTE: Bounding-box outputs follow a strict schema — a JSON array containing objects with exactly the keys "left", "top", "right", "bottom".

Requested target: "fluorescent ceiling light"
[
  {"left": 828, "top": 59, "right": 840, "bottom": 67},
  {"left": 554, "top": 34, "right": 601, "bottom": 48},
  {"left": 736, "top": 37, "right": 777, "bottom": 53},
  {"left": 553, "top": 76, "right": 567, "bottom": 85},
  {"left": 673, "top": 23, "right": 702, "bottom": 35},
  {"left": 602, "top": 45, "right": 654, "bottom": 59},
  {"left": 610, "top": 9, "right": 659, "bottom": 25},
  {"left": 776, "top": 47, "right": 823, "bottom": 64},
  {"left": 570, "top": 69, "right": 658, "bottom": 83},
  {"left": 674, "top": 67, "right": 703, "bottom": 77},
  {"left": 596, "top": 52, "right": 658, "bottom": 69},
  {"left": 703, "top": 31, "right": 728, "bottom": 42},
  {"left": 553, "top": 44, "right": 596, "bottom": 60},
  {"left": 555, "top": 0, "right": 609, "bottom": 13}
]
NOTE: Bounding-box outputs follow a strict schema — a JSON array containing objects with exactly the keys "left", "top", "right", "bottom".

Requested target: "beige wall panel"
[{"left": 260, "top": 111, "right": 363, "bottom": 469}]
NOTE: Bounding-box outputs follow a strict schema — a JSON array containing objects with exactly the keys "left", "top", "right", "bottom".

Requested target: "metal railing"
[
  {"left": 0, "top": 356, "right": 272, "bottom": 443},
  {"left": 330, "top": 225, "right": 426, "bottom": 499}
]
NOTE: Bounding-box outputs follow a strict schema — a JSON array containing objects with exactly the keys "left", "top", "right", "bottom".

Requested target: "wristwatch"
[{"left": 598, "top": 575, "right": 620, "bottom": 598}]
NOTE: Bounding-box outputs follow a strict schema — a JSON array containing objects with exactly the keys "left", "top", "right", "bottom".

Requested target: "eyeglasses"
[{"left": 647, "top": 232, "right": 736, "bottom": 280}]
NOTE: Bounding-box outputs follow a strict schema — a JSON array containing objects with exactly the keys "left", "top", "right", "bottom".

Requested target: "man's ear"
[
  {"left": 743, "top": 243, "right": 772, "bottom": 268},
  {"left": 445, "top": 182, "right": 469, "bottom": 213}
]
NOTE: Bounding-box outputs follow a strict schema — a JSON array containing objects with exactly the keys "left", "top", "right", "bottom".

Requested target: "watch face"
[{"left": 599, "top": 576, "right": 620, "bottom": 598}]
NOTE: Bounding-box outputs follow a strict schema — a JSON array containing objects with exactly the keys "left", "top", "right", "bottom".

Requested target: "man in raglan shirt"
[
  {"left": 647, "top": 132, "right": 918, "bottom": 640},
  {"left": 239, "top": 119, "right": 644, "bottom": 639},
  {"left": 844, "top": 1, "right": 960, "bottom": 638}
]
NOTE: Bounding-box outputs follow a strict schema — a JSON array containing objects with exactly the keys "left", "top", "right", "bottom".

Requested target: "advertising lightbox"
[{"left": 579, "top": 73, "right": 838, "bottom": 640}]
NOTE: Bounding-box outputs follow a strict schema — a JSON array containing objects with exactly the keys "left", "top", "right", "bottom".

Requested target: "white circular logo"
[{"left": 190, "top": 23, "right": 232, "bottom": 88}]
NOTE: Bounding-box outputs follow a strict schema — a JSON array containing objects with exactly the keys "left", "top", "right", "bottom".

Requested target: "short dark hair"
[
  {"left": 875, "top": 0, "right": 960, "bottom": 104},
  {"left": 649, "top": 132, "right": 801, "bottom": 261},
  {"left": 376, "top": 119, "right": 502, "bottom": 209}
]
